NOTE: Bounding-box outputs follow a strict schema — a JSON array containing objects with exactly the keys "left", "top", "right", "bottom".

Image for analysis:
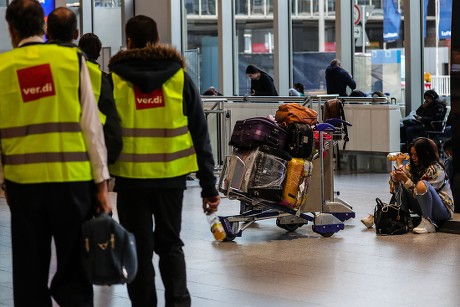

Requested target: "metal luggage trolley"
[{"left": 217, "top": 119, "right": 355, "bottom": 240}]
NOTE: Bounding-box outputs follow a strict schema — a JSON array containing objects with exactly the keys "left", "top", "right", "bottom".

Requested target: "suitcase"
[
  {"left": 281, "top": 158, "right": 313, "bottom": 209},
  {"left": 229, "top": 117, "right": 288, "bottom": 151},
  {"left": 245, "top": 145, "right": 292, "bottom": 201},
  {"left": 285, "top": 123, "right": 314, "bottom": 158},
  {"left": 218, "top": 145, "right": 291, "bottom": 201}
]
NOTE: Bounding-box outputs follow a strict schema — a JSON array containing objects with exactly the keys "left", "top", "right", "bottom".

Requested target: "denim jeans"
[{"left": 400, "top": 180, "right": 450, "bottom": 225}]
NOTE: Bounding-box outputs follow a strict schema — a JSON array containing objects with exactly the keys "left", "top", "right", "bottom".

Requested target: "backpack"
[
  {"left": 323, "top": 98, "right": 349, "bottom": 150},
  {"left": 275, "top": 103, "right": 318, "bottom": 127}
]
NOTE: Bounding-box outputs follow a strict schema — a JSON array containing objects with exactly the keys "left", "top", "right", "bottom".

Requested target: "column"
[
  {"left": 273, "top": 0, "right": 292, "bottom": 95},
  {"left": 218, "top": 0, "right": 235, "bottom": 95},
  {"left": 134, "top": 0, "right": 185, "bottom": 52},
  {"left": 403, "top": 0, "right": 424, "bottom": 115}
]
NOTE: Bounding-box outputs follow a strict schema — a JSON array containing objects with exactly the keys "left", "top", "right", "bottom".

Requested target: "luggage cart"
[{"left": 217, "top": 121, "right": 355, "bottom": 241}]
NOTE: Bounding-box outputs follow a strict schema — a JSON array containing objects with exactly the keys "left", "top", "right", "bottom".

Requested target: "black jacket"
[
  {"left": 251, "top": 72, "right": 278, "bottom": 96},
  {"left": 108, "top": 44, "right": 218, "bottom": 197},
  {"left": 416, "top": 99, "right": 447, "bottom": 128},
  {"left": 96, "top": 67, "right": 123, "bottom": 164},
  {"left": 325, "top": 65, "right": 356, "bottom": 97}
]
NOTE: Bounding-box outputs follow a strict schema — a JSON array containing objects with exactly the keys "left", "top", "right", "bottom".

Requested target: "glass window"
[
  {"left": 236, "top": 20, "right": 274, "bottom": 95},
  {"left": 186, "top": 10, "right": 218, "bottom": 93},
  {"left": 236, "top": 0, "right": 248, "bottom": 15},
  {"left": 91, "top": 0, "right": 122, "bottom": 70},
  {"left": 0, "top": 5, "right": 9, "bottom": 52}
]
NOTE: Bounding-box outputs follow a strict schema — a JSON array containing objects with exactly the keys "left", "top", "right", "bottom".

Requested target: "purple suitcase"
[{"left": 229, "top": 117, "right": 288, "bottom": 150}]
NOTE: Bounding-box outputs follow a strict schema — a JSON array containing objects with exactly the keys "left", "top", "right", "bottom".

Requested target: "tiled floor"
[{"left": 1, "top": 172, "right": 460, "bottom": 307}]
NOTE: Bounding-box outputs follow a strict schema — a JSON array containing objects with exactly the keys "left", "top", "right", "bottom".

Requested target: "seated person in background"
[
  {"left": 349, "top": 90, "right": 366, "bottom": 97},
  {"left": 400, "top": 89, "right": 447, "bottom": 151},
  {"left": 390, "top": 137, "right": 453, "bottom": 234},
  {"left": 289, "top": 82, "right": 305, "bottom": 96},
  {"left": 443, "top": 138, "right": 453, "bottom": 186},
  {"left": 202, "top": 86, "right": 222, "bottom": 96},
  {"left": 246, "top": 64, "right": 278, "bottom": 96}
]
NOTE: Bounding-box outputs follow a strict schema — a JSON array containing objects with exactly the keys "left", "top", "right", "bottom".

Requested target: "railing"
[{"left": 430, "top": 75, "right": 450, "bottom": 97}]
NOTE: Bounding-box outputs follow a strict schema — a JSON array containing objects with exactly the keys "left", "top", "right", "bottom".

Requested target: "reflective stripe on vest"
[
  {"left": 86, "top": 61, "right": 106, "bottom": 125},
  {"left": 109, "top": 69, "right": 198, "bottom": 178},
  {"left": 0, "top": 44, "right": 92, "bottom": 183}
]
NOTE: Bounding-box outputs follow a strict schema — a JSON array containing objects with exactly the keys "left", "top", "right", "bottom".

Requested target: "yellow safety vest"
[
  {"left": 86, "top": 61, "right": 107, "bottom": 124},
  {"left": 109, "top": 69, "right": 198, "bottom": 178},
  {"left": 0, "top": 44, "right": 92, "bottom": 183}
]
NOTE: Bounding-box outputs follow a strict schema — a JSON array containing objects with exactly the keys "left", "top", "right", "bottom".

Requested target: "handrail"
[{"left": 337, "top": 96, "right": 390, "bottom": 104}]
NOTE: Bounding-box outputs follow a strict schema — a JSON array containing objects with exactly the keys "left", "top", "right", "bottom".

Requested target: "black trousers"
[
  {"left": 7, "top": 181, "right": 95, "bottom": 307},
  {"left": 117, "top": 188, "right": 191, "bottom": 307}
]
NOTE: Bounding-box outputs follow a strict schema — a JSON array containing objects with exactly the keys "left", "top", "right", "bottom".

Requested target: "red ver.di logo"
[
  {"left": 134, "top": 85, "right": 165, "bottom": 110},
  {"left": 17, "top": 64, "right": 56, "bottom": 103}
]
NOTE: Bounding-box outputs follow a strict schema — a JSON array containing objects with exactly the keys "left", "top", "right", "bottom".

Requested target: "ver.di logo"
[
  {"left": 134, "top": 86, "right": 165, "bottom": 110},
  {"left": 17, "top": 64, "right": 56, "bottom": 103}
]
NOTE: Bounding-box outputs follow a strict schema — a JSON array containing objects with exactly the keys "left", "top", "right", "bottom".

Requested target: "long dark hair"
[{"left": 408, "top": 137, "right": 440, "bottom": 181}]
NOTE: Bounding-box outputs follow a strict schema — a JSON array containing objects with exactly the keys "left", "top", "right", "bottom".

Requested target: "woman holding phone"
[{"left": 390, "top": 137, "right": 453, "bottom": 234}]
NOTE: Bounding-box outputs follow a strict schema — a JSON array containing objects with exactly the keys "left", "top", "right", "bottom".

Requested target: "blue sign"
[
  {"left": 371, "top": 49, "right": 402, "bottom": 65},
  {"left": 423, "top": 0, "right": 429, "bottom": 38},
  {"left": 439, "top": 0, "right": 452, "bottom": 39},
  {"left": 39, "top": 0, "right": 55, "bottom": 17},
  {"left": 383, "top": 0, "right": 401, "bottom": 41}
]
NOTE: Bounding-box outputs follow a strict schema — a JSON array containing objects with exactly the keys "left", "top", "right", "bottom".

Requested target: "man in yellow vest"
[
  {"left": 108, "top": 15, "right": 220, "bottom": 306},
  {"left": 46, "top": 7, "right": 122, "bottom": 164},
  {"left": 0, "top": 1, "right": 111, "bottom": 306}
]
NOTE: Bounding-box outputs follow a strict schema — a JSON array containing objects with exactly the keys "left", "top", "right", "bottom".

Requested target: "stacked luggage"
[{"left": 219, "top": 103, "right": 319, "bottom": 209}]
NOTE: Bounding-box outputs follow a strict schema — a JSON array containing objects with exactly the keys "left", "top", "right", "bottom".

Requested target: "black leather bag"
[
  {"left": 82, "top": 213, "right": 138, "bottom": 285},
  {"left": 374, "top": 198, "right": 410, "bottom": 235}
]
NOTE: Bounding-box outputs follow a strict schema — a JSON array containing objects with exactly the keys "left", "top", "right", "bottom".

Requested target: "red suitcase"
[{"left": 229, "top": 117, "right": 288, "bottom": 151}]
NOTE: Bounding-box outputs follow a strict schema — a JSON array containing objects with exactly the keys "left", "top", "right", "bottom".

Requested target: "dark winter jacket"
[
  {"left": 415, "top": 99, "right": 447, "bottom": 129},
  {"left": 251, "top": 72, "right": 278, "bottom": 96},
  {"left": 108, "top": 44, "right": 218, "bottom": 198},
  {"left": 325, "top": 65, "right": 356, "bottom": 97}
]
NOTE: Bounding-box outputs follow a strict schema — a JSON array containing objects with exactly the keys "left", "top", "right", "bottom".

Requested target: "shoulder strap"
[{"left": 338, "top": 99, "right": 349, "bottom": 150}]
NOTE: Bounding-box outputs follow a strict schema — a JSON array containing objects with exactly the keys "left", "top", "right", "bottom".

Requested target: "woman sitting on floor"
[{"left": 390, "top": 137, "right": 454, "bottom": 234}]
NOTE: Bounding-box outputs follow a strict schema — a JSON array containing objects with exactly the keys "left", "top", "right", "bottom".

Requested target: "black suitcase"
[
  {"left": 246, "top": 145, "right": 292, "bottom": 201},
  {"left": 285, "top": 123, "right": 314, "bottom": 158},
  {"left": 229, "top": 117, "right": 288, "bottom": 151}
]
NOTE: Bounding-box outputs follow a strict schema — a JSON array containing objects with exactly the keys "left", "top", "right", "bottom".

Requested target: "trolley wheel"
[
  {"left": 312, "top": 227, "right": 335, "bottom": 237},
  {"left": 276, "top": 219, "right": 303, "bottom": 232},
  {"left": 222, "top": 221, "right": 239, "bottom": 241}
]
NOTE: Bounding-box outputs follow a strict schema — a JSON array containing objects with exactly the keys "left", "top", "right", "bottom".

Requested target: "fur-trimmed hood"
[{"left": 109, "top": 44, "right": 187, "bottom": 93}]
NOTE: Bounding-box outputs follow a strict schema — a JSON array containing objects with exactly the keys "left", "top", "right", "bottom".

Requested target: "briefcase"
[{"left": 82, "top": 213, "right": 138, "bottom": 285}]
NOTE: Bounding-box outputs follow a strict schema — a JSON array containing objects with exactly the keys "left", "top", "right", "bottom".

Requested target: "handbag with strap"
[
  {"left": 374, "top": 197, "right": 411, "bottom": 235},
  {"left": 82, "top": 213, "right": 138, "bottom": 285}
]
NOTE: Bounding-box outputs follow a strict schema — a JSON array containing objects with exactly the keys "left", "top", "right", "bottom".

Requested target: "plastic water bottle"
[
  {"left": 387, "top": 152, "right": 410, "bottom": 161},
  {"left": 206, "top": 212, "right": 226, "bottom": 241}
]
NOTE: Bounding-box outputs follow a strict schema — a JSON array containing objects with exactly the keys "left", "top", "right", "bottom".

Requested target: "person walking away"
[
  {"left": 108, "top": 15, "right": 220, "bottom": 306},
  {"left": 46, "top": 8, "right": 122, "bottom": 164},
  {"left": 325, "top": 58, "right": 356, "bottom": 96},
  {"left": 245, "top": 64, "right": 278, "bottom": 96},
  {"left": 0, "top": 0, "right": 112, "bottom": 306}
]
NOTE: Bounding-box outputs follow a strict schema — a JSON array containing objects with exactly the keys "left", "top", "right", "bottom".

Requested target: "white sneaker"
[
  {"left": 360, "top": 214, "right": 374, "bottom": 228},
  {"left": 413, "top": 217, "right": 436, "bottom": 234}
]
